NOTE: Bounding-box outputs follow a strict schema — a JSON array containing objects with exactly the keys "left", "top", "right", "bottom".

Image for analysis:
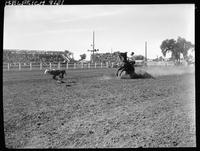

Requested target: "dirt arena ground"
[{"left": 3, "top": 66, "right": 195, "bottom": 148}]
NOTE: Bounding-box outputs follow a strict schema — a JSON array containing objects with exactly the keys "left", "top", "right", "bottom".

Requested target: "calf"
[{"left": 44, "top": 69, "right": 66, "bottom": 81}]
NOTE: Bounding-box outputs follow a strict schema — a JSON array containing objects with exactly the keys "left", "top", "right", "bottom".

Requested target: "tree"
[
  {"left": 64, "top": 50, "right": 73, "bottom": 58},
  {"left": 60, "top": 50, "right": 74, "bottom": 63},
  {"left": 160, "top": 37, "right": 194, "bottom": 65},
  {"left": 176, "top": 37, "right": 194, "bottom": 61},
  {"left": 80, "top": 54, "right": 86, "bottom": 61}
]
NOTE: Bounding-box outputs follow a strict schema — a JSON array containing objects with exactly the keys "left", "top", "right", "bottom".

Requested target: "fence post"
[
  {"left": 58, "top": 62, "right": 61, "bottom": 70},
  {"left": 88, "top": 63, "right": 90, "bottom": 68},
  {"left": 30, "top": 62, "right": 32, "bottom": 70},
  {"left": 40, "top": 62, "right": 42, "bottom": 70},
  {"left": 8, "top": 63, "right": 10, "bottom": 71},
  {"left": 74, "top": 63, "right": 76, "bottom": 69},
  {"left": 81, "top": 62, "right": 83, "bottom": 68},
  {"left": 49, "top": 63, "right": 52, "bottom": 70},
  {"left": 95, "top": 62, "right": 97, "bottom": 68},
  {"left": 19, "top": 63, "right": 21, "bottom": 71},
  {"left": 112, "top": 62, "right": 114, "bottom": 68},
  {"left": 106, "top": 62, "right": 109, "bottom": 68},
  {"left": 66, "top": 63, "right": 68, "bottom": 69}
]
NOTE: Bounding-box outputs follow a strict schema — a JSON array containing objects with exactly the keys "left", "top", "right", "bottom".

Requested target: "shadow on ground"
[{"left": 121, "top": 71, "right": 155, "bottom": 79}]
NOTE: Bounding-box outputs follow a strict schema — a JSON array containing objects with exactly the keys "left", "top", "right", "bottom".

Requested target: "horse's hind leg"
[
  {"left": 59, "top": 74, "right": 64, "bottom": 80},
  {"left": 58, "top": 73, "right": 66, "bottom": 83}
]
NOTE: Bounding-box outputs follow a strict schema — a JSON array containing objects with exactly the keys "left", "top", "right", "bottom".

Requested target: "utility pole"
[
  {"left": 88, "top": 31, "right": 99, "bottom": 63},
  {"left": 145, "top": 41, "right": 147, "bottom": 66},
  {"left": 93, "top": 31, "right": 95, "bottom": 52}
]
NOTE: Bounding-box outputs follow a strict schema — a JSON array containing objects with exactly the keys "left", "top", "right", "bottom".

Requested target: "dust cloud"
[
  {"left": 98, "top": 66, "right": 195, "bottom": 80},
  {"left": 143, "top": 66, "right": 195, "bottom": 77},
  {"left": 98, "top": 75, "right": 114, "bottom": 80}
]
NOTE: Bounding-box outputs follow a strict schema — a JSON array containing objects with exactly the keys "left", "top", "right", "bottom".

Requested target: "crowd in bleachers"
[
  {"left": 3, "top": 50, "right": 67, "bottom": 63},
  {"left": 3, "top": 49, "right": 122, "bottom": 65},
  {"left": 91, "top": 52, "right": 120, "bottom": 64},
  {"left": 4, "top": 49, "right": 193, "bottom": 68},
  {"left": 4, "top": 49, "right": 147, "bottom": 66}
]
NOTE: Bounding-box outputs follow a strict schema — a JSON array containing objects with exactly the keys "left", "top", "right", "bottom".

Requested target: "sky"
[{"left": 4, "top": 4, "right": 194, "bottom": 60}]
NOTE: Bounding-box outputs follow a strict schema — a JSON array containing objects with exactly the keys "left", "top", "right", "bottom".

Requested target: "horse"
[
  {"left": 44, "top": 69, "right": 66, "bottom": 82},
  {"left": 116, "top": 52, "right": 155, "bottom": 79},
  {"left": 116, "top": 52, "right": 136, "bottom": 77}
]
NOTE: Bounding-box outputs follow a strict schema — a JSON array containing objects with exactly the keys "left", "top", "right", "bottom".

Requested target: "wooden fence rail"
[
  {"left": 3, "top": 61, "right": 177, "bottom": 71},
  {"left": 3, "top": 62, "right": 113, "bottom": 71}
]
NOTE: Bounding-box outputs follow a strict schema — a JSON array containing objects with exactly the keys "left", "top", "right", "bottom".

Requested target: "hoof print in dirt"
[
  {"left": 37, "top": 122, "right": 41, "bottom": 126},
  {"left": 89, "top": 131, "right": 94, "bottom": 134}
]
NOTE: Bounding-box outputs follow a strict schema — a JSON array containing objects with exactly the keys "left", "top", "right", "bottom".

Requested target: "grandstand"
[
  {"left": 3, "top": 49, "right": 146, "bottom": 68},
  {"left": 91, "top": 52, "right": 121, "bottom": 65},
  {"left": 3, "top": 49, "right": 121, "bottom": 65},
  {"left": 3, "top": 49, "right": 181, "bottom": 72},
  {"left": 3, "top": 49, "right": 74, "bottom": 64}
]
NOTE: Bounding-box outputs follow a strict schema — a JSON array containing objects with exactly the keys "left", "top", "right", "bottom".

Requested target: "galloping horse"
[{"left": 116, "top": 52, "right": 136, "bottom": 77}]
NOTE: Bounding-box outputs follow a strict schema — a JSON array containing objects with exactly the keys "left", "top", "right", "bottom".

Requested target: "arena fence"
[
  {"left": 3, "top": 61, "right": 177, "bottom": 71},
  {"left": 3, "top": 62, "right": 115, "bottom": 71},
  {"left": 147, "top": 61, "right": 175, "bottom": 66}
]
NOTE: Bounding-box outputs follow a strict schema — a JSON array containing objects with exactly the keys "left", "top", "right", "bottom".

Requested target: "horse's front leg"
[
  {"left": 60, "top": 73, "right": 65, "bottom": 82},
  {"left": 116, "top": 69, "right": 120, "bottom": 76},
  {"left": 59, "top": 73, "right": 64, "bottom": 79},
  {"left": 119, "top": 68, "right": 126, "bottom": 76},
  {"left": 116, "top": 66, "right": 124, "bottom": 76},
  {"left": 53, "top": 75, "right": 57, "bottom": 80}
]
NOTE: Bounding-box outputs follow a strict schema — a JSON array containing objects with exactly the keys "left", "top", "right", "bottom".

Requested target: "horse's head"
[{"left": 44, "top": 69, "right": 49, "bottom": 74}]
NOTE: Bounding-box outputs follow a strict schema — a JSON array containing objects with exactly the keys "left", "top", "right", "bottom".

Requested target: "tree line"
[{"left": 160, "top": 36, "right": 194, "bottom": 65}]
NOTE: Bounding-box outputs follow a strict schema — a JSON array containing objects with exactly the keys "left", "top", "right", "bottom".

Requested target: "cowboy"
[{"left": 128, "top": 52, "right": 136, "bottom": 66}]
